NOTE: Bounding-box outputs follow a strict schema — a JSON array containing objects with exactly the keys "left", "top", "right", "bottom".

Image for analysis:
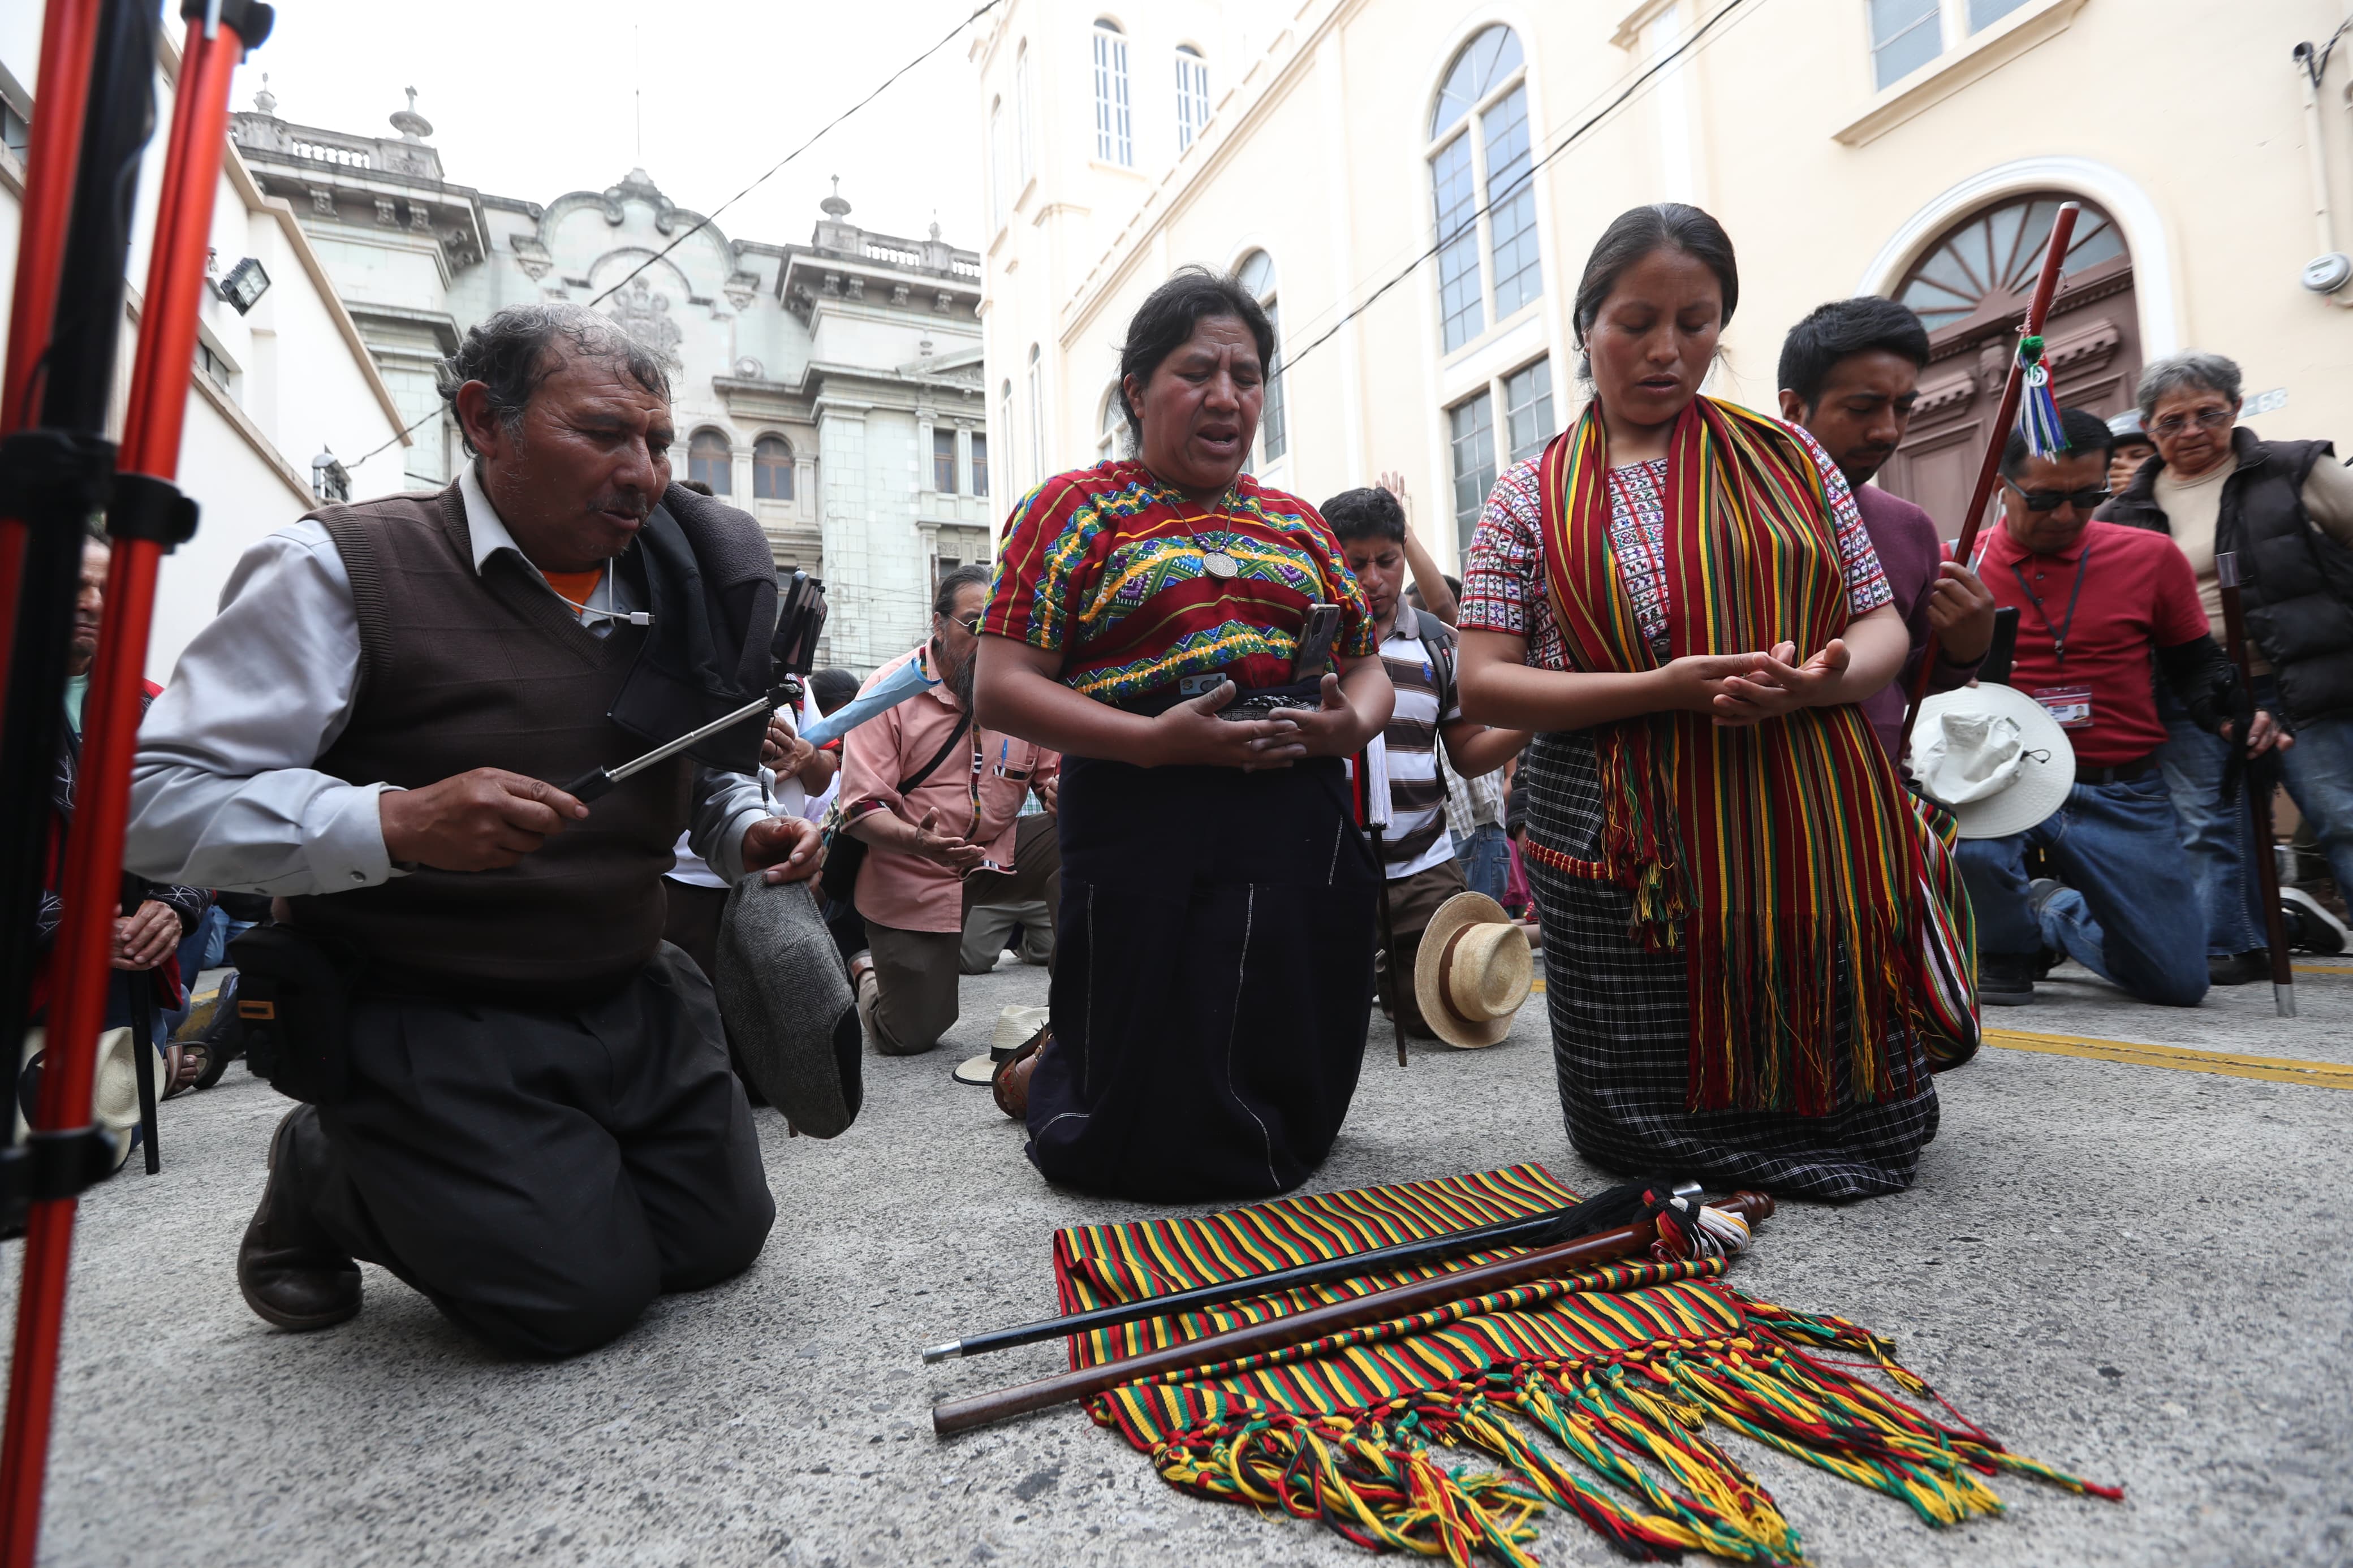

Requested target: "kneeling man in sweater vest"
[{"left": 127, "top": 304, "right": 821, "bottom": 1357}]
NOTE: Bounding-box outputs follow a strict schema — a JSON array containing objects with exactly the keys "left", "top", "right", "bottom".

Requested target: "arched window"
[
  {"left": 688, "top": 429, "right": 732, "bottom": 495},
  {"left": 1895, "top": 194, "right": 2127, "bottom": 334},
  {"left": 1174, "top": 44, "right": 1210, "bottom": 152},
  {"left": 1092, "top": 19, "right": 1132, "bottom": 167},
  {"left": 988, "top": 96, "right": 1009, "bottom": 233},
  {"left": 1016, "top": 42, "right": 1037, "bottom": 186},
  {"left": 753, "top": 435, "right": 794, "bottom": 501},
  {"left": 1878, "top": 192, "right": 2139, "bottom": 535},
  {"left": 1236, "top": 250, "right": 1286, "bottom": 466},
  {"left": 1097, "top": 385, "right": 1126, "bottom": 463},
  {"left": 1427, "top": 25, "right": 1539, "bottom": 352},
  {"left": 1025, "top": 344, "right": 1045, "bottom": 485}
]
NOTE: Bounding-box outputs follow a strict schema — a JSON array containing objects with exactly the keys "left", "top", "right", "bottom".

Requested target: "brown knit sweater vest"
[{"left": 285, "top": 484, "right": 690, "bottom": 997}]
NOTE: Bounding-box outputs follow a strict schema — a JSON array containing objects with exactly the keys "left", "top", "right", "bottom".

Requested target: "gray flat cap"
[{"left": 714, "top": 878, "right": 862, "bottom": 1138}]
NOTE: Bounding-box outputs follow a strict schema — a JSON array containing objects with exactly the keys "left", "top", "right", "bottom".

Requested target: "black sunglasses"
[{"left": 2016, "top": 486, "right": 2112, "bottom": 513}]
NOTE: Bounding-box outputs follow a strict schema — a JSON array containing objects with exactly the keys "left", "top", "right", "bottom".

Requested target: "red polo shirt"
[{"left": 1970, "top": 520, "right": 2206, "bottom": 767}]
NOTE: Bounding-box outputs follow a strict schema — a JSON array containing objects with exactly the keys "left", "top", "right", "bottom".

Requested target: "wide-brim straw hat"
[
  {"left": 1910, "top": 684, "right": 2076, "bottom": 840},
  {"left": 1413, "top": 892, "right": 1535, "bottom": 1050},
  {"left": 14, "top": 1026, "right": 139, "bottom": 1171},
  {"left": 713, "top": 879, "right": 863, "bottom": 1138},
  {"left": 954, "top": 1005, "right": 1050, "bottom": 1087}
]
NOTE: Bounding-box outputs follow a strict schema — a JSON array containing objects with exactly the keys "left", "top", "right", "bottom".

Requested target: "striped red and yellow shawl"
[
  {"left": 1535, "top": 396, "right": 1940, "bottom": 1115},
  {"left": 1053, "top": 1166, "right": 2114, "bottom": 1566}
]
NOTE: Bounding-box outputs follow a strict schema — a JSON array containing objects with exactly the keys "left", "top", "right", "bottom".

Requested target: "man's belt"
[{"left": 2076, "top": 754, "right": 2158, "bottom": 785}]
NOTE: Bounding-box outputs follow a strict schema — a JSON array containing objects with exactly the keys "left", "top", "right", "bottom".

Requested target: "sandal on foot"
[
  {"left": 990, "top": 1033, "right": 1045, "bottom": 1121},
  {"left": 161, "top": 1042, "right": 208, "bottom": 1100}
]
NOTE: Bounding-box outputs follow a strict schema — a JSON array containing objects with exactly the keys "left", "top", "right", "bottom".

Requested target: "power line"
[
  {"left": 1279, "top": 0, "right": 1754, "bottom": 376},
  {"left": 590, "top": 0, "right": 1007, "bottom": 308}
]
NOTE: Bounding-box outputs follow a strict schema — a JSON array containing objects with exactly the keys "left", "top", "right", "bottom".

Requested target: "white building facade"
[
  {"left": 972, "top": 0, "right": 2353, "bottom": 560},
  {"left": 227, "top": 100, "right": 993, "bottom": 672},
  {"left": 0, "top": 20, "right": 411, "bottom": 680}
]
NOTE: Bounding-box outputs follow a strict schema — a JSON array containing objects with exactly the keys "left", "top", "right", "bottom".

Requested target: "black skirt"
[
  {"left": 1024, "top": 754, "right": 1378, "bottom": 1203},
  {"left": 1523, "top": 731, "right": 1938, "bottom": 1201}
]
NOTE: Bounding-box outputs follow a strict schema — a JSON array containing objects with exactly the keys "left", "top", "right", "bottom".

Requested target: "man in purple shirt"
[{"left": 1778, "top": 297, "right": 1996, "bottom": 758}]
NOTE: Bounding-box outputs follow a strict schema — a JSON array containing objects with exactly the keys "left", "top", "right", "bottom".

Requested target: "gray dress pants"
[{"left": 279, "top": 944, "right": 775, "bottom": 1358}]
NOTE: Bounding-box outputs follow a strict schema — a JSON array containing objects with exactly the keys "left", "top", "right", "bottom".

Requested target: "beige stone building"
[{"left": 971, "top": 0, "right": 2353, "bottom": 559}]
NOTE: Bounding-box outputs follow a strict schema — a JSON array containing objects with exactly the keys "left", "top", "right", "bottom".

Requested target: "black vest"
[{"left": 2101, "top": 429, "right": 2353, "bottom": 725}]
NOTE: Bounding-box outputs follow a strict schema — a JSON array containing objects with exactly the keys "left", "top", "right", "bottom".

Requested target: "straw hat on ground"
[
  {"left": 1413, "top": 892, "right": 1535, "bottom": 1050},
  {"left": 953, "top": 1005, "right": 1051, "bottom": 1087}
]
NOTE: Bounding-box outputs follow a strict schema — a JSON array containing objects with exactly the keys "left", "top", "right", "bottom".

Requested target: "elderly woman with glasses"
[{"left": 2098, "top": 351, "right": 2353, "bottom": 971}]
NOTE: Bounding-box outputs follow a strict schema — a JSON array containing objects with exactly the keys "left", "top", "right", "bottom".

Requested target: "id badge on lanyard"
[{"left": 2032, "top": 685, "right": 2094, "bottom": 728}]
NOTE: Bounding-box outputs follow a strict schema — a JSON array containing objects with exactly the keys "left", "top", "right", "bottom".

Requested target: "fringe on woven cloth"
[{"left": 1083, "top": 1260, "right": 2120, "bottom": 1567}]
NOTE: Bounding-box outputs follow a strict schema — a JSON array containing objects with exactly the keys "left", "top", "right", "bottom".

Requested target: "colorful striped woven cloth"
[{"left": 1053, "top": 1164, "right": 2117, "bottom": 1565}]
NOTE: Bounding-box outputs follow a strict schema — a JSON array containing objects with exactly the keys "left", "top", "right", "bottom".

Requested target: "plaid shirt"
[{"left": 1440, "top": 747, "right": 1506, "bottom": 838}]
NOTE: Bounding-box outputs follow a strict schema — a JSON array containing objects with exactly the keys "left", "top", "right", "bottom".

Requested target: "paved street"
[{"left": 6, "top": 951, "right": 2347, "bottom": 1568}]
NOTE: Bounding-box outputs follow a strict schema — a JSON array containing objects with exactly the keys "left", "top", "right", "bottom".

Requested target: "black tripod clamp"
[
  {"left": 0, "top": 430, "right": 116, "bottom": 526},
  {"left": 0, "top": 1125, "right": 120, "bottom": 1210}
]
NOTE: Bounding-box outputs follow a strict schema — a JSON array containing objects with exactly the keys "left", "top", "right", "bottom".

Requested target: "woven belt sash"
[{"left": 1051, "top": 1164, "right": 2116, "bottom": 1567}]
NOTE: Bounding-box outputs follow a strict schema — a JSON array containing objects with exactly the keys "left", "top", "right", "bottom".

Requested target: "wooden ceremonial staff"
[
  {"left": 2216, "top": 551, "right": 2296, "bottom": 1018},
  {"left": 921, "top": 1180, "right": 1698, "bottom": 1364},
  {"left": 1894, "top": 201, "right": 2082, "bottom": 765},
  {"left": 930, "top": 1191, "right": 1774, "bottom": 1436}
]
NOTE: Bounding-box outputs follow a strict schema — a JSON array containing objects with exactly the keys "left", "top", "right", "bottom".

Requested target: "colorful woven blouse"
[
  {"left": 1461, "top": 426, "right": 1890, "bottom": 671},
  {"left": 983, "top": 460, "right": 1375, "bottom": 702}
]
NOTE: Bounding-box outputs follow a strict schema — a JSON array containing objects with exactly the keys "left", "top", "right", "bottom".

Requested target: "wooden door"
[{"left": 1876, "top": 193, "right": 2143, "bottom": 542}]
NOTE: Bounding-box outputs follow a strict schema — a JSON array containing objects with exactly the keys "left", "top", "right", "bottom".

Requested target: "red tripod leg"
[
  {"left": 0, "top": 0, "right": 105, "bottom": 769},
  {"left": 0, "top": 5, "right": 270, "bottom": 1563}
]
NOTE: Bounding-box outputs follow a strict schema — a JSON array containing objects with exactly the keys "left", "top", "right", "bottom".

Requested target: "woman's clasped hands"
[{"left": 1660, "top": 640, "right": 1855, "bottom": 727}]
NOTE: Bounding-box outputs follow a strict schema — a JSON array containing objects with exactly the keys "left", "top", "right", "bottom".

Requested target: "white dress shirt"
[{"left": 127, "top": 465, "right": 770, "bottom": 896}]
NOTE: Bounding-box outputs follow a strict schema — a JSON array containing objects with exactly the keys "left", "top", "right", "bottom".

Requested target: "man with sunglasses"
[
  {"left": 2099, "top": 351, "right": 2353, "bottom": 976},
  {"left": 1958, "top": 406, "right": 2270, "bottom": 1008},
  {"left": 838, "top": 564, "right": 1061, "bottom": 1057}
]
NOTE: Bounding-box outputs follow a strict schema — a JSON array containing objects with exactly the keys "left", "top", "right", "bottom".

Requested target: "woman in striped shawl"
[{"left": 1456, "top": 204, "right": 1943, "bottom": 1199}]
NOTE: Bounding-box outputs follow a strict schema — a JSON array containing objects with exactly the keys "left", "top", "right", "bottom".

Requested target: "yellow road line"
[
  {"left": 1983, "top": 1029, "right": 2353, "bottom": 1091},
  {"left": 1524, "top": 974, "right": 2345, "bottom": 1087},
  {"left": 2294, "top": 963, "right": 2353, "bottom": 975}
]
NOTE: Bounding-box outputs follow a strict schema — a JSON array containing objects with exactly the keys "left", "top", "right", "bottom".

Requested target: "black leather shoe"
[
  {"left": 237, "top": 1109, "right": 361, "bottom": 1332},
  {"left": 1979, "top": 953, "right": 2037, "bottom": 1007},
  {"left": 2207, "top": 951, "right": 2269, "bottom": 987}
]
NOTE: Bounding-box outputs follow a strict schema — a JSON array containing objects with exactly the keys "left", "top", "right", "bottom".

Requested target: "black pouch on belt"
[{"left": 226, "top": 926, "right": 368, "bottom": 1105}]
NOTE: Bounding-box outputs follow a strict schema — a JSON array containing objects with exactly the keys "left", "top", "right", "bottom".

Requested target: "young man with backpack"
[{"left": 1323, "top": 486, "right": 1525, "bottom": 1042}]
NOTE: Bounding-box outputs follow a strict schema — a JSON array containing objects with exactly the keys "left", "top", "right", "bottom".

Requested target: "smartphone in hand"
[{"left": 1290, "top": 603, "right": 1341, "bottom": 684}]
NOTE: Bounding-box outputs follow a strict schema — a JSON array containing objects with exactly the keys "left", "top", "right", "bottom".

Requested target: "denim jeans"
[
  {"left": 1955, "top": 774, "right": 2208, "bottom": 1007},
  {"left": 1450, "top": 821, "right": 1512, "bottom": 903},
  {"left": 2158, "top": 675, "right": 2353, "bottom": 947},
  {"left": 2157, "top": 718, "right": 2267, "bottom": 956}
]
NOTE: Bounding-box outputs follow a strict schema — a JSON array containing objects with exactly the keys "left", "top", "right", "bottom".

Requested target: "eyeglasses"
[
  {"left": 941, "top": 612, "right": 982, "bottom": 634},
  {"left": 2149, "top": 408, "right": 2233, "bottom": 438},
  {"left": 2015, "top": 486, "right": 2113, "bottom": 513}
]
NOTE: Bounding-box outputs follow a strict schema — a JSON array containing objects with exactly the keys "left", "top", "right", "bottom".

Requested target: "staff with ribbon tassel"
[
  {"left": 2215, "top": 551, "right": 2296, "bottom": 1018},
  {"left": 1896, "top": 202, "right": 2082, "bottom": 762},
  {"left": 929, "top": 1190, "right": 1774, "bottom": 1434}
]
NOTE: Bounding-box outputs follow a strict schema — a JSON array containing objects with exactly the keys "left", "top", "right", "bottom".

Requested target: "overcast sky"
[{"left": 228, "top": 0, "right": 989, "bottom": 252}]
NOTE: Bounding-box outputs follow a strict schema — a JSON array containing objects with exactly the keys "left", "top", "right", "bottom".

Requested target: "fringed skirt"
[
  {"left": 1024, "top": 754, "right": 1378, "bottom": 1204},
  {"left": 1523, "top": 731, "right": 1938, "bottom": 1200}
]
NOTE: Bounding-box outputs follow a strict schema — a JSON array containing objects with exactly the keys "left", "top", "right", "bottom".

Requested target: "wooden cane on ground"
[
  {"left": 930, "top": 1191, "right": 1774, "bottom": 1435},
  {"left": 2216, "top": 551, "right": 2296, "bottom": 1018},
  {"left": 1895, "top": 202, "right": 2082, "bottom": 766},
  {"left": 1359, "top": 744, "right": 1407, "bottom": 1068}
]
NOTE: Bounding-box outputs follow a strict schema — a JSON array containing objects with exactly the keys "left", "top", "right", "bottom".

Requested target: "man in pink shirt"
[{"left": 842, "top": 566, "right": 1061, "bottom": 1055}]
